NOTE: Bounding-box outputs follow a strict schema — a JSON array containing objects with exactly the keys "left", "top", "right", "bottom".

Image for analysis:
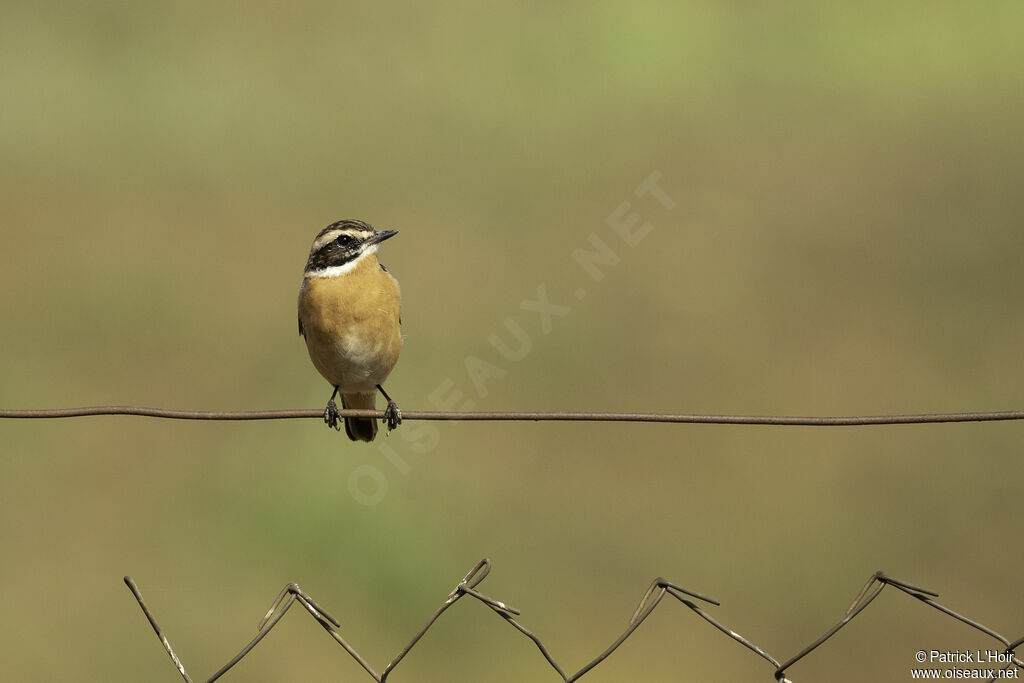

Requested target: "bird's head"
[{"left": 304, "top": 219, "right": 398, "bottom": 276}]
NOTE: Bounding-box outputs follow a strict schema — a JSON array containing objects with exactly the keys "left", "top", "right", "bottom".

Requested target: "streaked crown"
[{"left": 304, "top": 219, "right": 398, "bottom": 276}]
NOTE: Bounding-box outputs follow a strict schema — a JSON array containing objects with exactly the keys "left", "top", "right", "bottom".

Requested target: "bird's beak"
[{"left": 367, "top": 229, "right": 398, "bottom": 246}]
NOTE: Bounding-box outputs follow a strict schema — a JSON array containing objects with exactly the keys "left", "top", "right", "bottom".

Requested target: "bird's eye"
[{"left": 335, "top": 234, "right": 354, "bottom": 247}]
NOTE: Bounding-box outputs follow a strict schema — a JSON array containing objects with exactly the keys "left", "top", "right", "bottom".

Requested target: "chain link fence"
[{"left": 126, "top": 559, "right": 1023, "bottom": 682}]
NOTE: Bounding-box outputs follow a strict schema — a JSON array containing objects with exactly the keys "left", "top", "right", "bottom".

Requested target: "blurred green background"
[{"left": 2, "top": 2, "right": 1023, "bottom": 681}]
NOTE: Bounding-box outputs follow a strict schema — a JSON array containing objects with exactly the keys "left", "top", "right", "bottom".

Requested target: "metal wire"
[
  {"left": 126, "top": 561, "right": 1024, "bottom": 683},
  {"left": 7, "top": 406, "right": 1024, "bottom": 424}
]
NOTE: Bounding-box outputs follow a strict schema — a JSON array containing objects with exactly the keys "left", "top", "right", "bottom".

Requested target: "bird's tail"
[{"left": 342, "top": 392, "right": 378, "bottom": 442}]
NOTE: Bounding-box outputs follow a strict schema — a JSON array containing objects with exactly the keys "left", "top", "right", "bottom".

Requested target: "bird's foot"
[
  {"left": 323, "top": 399, "right": 342, "bottom": 431},
  {"left": 382, "top": 400, "right": 402, "bottom": 435}
]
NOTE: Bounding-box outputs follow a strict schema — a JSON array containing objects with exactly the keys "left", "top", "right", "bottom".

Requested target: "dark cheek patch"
[{"left": 306, "top": 243, "right": 360, "bottom": 272}]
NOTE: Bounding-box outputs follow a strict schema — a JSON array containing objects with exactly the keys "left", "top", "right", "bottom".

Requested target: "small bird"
[{"left": 298, "top": 219, "right": 402, "bottom": 442}]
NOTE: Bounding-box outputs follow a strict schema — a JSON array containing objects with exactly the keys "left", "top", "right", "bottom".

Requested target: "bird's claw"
[
  {"left": 382, "top": 400, "right": 402, "bottom": 434},
  {"left": 323, "top": 399, "right": 342, "bottom": 431}
]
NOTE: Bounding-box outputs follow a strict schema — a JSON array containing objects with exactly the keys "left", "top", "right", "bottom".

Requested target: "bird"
[{"left": 298, "top": 219, "right": 403, "bottom": 442}]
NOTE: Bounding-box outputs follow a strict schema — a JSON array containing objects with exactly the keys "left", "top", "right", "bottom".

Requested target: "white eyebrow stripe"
[{"left": 311, "top": 230, "right": 343, "bottom": 253}]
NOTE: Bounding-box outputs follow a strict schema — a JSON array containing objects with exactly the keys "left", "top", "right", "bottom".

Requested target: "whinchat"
[{"left": 298, "top": 219, "right": 402, "bottom": 442}]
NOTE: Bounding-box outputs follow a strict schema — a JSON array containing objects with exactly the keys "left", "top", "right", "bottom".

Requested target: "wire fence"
[
  {"left": 126, "top": 559, "right": 1023, "bottom": 683},
  {"left": 5, "top": 405, "right": 1024, "bottom": 425},
  {"left": 9, "top": 406, "right": 1021, "bottom": 679}
]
